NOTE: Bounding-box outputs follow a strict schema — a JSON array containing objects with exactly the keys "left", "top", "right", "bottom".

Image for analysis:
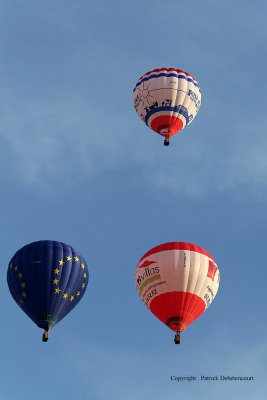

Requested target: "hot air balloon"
[
  {"left": 133, "top": 68, "right": 201, "bottom": 146},
  {"left": 135, "top": 242, "right": 220, "bottom": 344},
  {"left": 7, "top": 240, "right": 89, "bottom": 342}
]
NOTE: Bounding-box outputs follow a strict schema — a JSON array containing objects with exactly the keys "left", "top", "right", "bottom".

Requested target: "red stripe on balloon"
[
  {"left": 149, "top": 291, "right": 206, "bottom": 332},
  {"left": 139, "top": 242, "right": 217, "bottom": 265},
  {"left": 150, "top": 115, "right": 184, "bottom": 137},
  {"left": 140, "top": 68, "right": 194, "bottom": 80}
]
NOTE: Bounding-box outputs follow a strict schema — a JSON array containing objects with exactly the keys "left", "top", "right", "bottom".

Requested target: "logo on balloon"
[{"left": 136, "top": 260, "right": 160, "bottom": 295}]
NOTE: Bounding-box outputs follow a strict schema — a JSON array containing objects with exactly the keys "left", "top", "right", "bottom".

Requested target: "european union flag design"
[{"left": 7, "top": 240, "right": 89, "bottom": 341}]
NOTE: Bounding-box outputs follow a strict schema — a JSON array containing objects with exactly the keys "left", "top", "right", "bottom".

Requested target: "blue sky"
[{"left": 0, "top": 0, "right": 266, "bottom": 398}]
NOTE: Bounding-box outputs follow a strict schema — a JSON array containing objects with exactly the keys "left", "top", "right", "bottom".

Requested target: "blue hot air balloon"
[{"left": 7, "top": 240, "right": 89, "bottom": 342}]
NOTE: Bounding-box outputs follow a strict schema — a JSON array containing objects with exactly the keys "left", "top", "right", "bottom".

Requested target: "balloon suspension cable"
[
  {"left": 42, "top": 330, "right": 49, "bottom": 342},
  {"left": 164, "top": 137, "right": 170, "bottom": 146},
  {"left": 174, "top": 333, "right": 181, "bottom": 344}
]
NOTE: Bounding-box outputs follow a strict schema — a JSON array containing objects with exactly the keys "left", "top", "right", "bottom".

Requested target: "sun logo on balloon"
[{"left": 134, "top": 81, "right": 155, "bottom": 109}]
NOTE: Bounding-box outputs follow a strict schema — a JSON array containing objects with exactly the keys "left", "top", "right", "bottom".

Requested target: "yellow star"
[
  {"left": 63, "top": 293, "right": 68, "bottom": 299},
  {"left": 54, "top": 268, "right": 60, "bottom": 275},
  {"left": 59, "top": 259, "right": 64, "bottom": 266},
  {"left": 19, "top": 299, "right": 23, "bottom": 304},
  {"left": 18, "top": 272, "right": 23, "bottom": 279},
  {"left": 81, "top": 263, "right": 85, "bottom": 269},
  {"left": 83, "top": 273, "right": 87, "bottom": 279},
  {"left": 76, "top": 291, "right": 80, "bottom": 297},
  {"left": 66, "top": 256, "right": 71, "bottom": 261},
  {"left": 14, "top": 266, "right": 18, "bottom": 271},
  {"left": 21, "top": 282, "right": 26, "bottom": 288},
  {"left": 74, "top": 256, "right": 79, "bottom": 262},
  {"left": 9, "top": 263, "right": 13, "bottom": 268},
  {"left": 55, "top": 287, "right": 61, "bottom": 294},
  {"left": 53, "top": 278, "right": 59, "bottom": 285},
  {"left": 82, "top": 283, "right": 85, "bottom": 289},
  {"left": 70, "top": 295, "right": 75, "bottom": 302},
  {"left": 22, "top": 291, "right": 27, "bottom": 298}
]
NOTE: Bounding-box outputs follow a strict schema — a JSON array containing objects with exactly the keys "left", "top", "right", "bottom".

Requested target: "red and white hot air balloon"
[
  {"left": 135, "top": 242, "right": 220, "bottom": 343},
  {"left": 133, "top": 68, "right": 201, "bottom": 146}
]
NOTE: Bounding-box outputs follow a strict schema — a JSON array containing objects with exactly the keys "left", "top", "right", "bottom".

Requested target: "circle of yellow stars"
[
  {"left": 8, "top": 255, "right": 87, "bottom": 307},
  {"left": 52, "top": 255, "right": 87, "bottom": 302}
]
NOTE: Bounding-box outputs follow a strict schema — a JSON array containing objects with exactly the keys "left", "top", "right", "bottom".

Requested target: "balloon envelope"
[
  {"left": 135, "top": 242, "right": 220, "bottom": 334},
  {"left": 7, "top": 240, "right": 89, "bottom": 332},
  {"left": 133, "top": 68, "right": 201, "bottom": 141}
]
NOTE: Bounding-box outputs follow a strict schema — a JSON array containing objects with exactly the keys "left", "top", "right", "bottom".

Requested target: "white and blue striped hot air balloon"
[{"left": 133, "top": 68, "right": 201, "bottom": 146}]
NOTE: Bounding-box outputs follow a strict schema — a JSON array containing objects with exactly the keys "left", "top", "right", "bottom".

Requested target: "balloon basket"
[
  {"left": 174, "top": 333, "right": 181, "bottom": 344},
  {"left": 42, "top": 331, "right": 49, "bottom": 342},
  {"left": 164, "top": 138, "right": 170, "bottom": 146}
]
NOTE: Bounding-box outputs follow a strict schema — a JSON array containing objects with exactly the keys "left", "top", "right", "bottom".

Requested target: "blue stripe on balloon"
[
  {"left": 144, "top": 106, "right": 190, "bottom": 126},
  {"left": 133, "top": 73, "right": 199, "bottom": 92}
]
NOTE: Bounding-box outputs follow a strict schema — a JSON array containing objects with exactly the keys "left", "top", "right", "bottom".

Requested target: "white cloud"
[{"left": 1, "top": 95, "right": 267, "bottom": 202}]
